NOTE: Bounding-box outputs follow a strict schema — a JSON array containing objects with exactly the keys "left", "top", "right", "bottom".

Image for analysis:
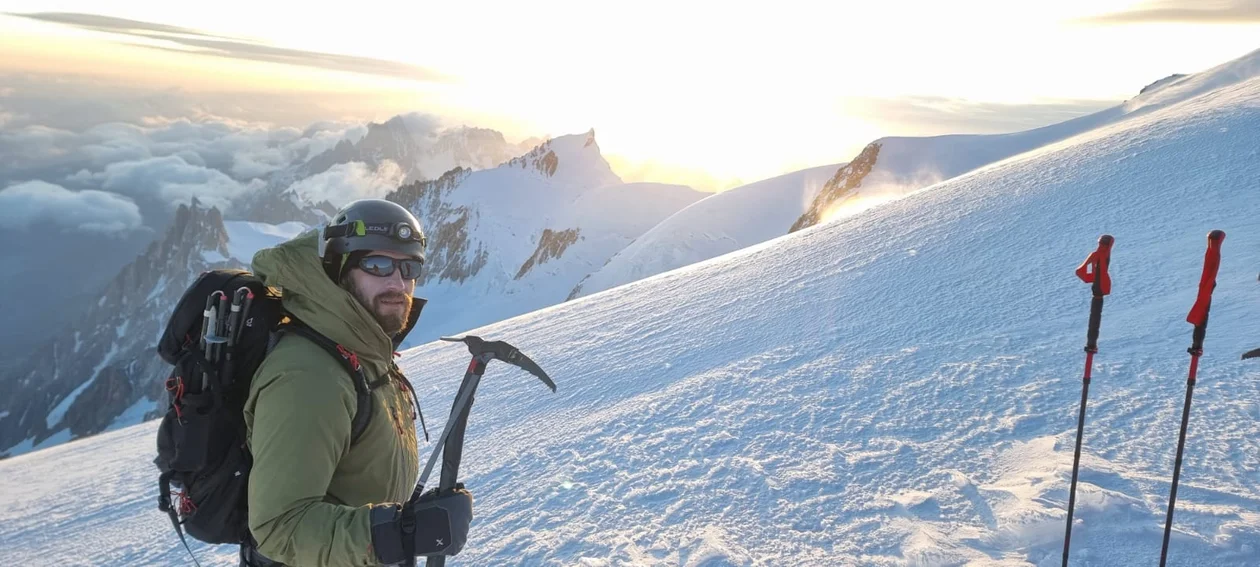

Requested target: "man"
[{"left": 242, "top": 199, "right": 473, "bottom": 566}]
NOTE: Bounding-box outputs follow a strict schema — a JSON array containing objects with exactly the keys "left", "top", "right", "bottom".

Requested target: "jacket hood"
[{"left": 251, "top": 229, "right": 420, "bottom": 376}]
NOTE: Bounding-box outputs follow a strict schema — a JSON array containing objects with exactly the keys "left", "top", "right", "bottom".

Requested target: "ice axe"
[{"left": 413, "top": 335, "right": 555, "bottom": 566}]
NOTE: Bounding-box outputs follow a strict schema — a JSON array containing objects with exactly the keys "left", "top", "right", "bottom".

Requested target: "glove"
[{"left": 371, "top": 485, "right": 474, "bottom": 565}]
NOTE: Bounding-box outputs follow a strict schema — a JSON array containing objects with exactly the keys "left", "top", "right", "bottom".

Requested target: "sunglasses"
[{"left": 357, "top": 255, "right": 424, "bottom": 280}]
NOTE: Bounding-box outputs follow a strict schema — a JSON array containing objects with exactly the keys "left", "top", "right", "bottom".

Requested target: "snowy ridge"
[
  {"left": 389, "top": 131, "right": 707, "bottom": 349},
  {"left": 3, "top": 50, "right": 1260, "bottom": 566},
  {"left": 571, "top": 163, "right": 843, "bottom": 299},
  {"left": 792, "top": 47, "right": 1260, "bottom": 234},
  {"left": 1125, "top": 48, "right": 1260, "bottom": 113}
]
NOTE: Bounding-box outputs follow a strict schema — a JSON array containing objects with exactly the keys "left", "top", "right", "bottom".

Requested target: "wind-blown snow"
[
  {"left": 2, "top": 51, "right": 1260, "bottom": 566},
  {"left": 811, "top": 49, "right": 1260, "bottom": 232}
]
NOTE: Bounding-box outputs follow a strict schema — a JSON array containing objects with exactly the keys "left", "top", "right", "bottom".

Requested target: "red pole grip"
[
  {"left": 1186, "top": 230, "right": 1225, "bottom": 327},
  {"left": 1075, "top": 234, "right": 1113, "bottom": 296}
]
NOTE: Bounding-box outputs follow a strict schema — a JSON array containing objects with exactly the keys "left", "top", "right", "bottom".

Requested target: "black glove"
[{"left": 371, "top": 486, "right": 474, "bottom": 565}]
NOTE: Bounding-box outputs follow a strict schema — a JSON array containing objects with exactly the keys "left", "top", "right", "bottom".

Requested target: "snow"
[
  {"left": 1124, "top": 48, "right": 1260, "bottom": 113},
  {"left": 115, "top": 318, "right": 130, "bottom": 339},
  {"left": 2, "top": 437, "right": 34, "bottom": 456},
  {"left": 144, "top": 274, "right": 168, "bottom": 303},
  {"left": 3, "top": 50, "right": 1260, "bottom": 566},
  {"left": 108, "top": 397, "right": 156, "bottom": 430},
  {"left": 44, "top": 342, "right": 119, "bottom": 430},
  {"left": 222, "top": 220, "right": 310, "bottom": 265},
  {"left": 571, "top": 163, "right": 843, "bottom": 299},
  {"left": 200, "top": 249, "right": 227, "bottom": 263},
  {"left": 32, "top": 428, "right": 72, "bottom": 452},
  {"left": 402, "top": 141, "right": 704, "bottom": 349}
]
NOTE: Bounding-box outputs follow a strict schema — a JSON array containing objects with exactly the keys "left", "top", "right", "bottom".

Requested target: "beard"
[{"left": 341, "top": 276, "right": 413, "bottom": 336}]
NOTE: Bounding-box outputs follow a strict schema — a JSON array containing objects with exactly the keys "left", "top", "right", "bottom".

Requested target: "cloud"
[
  {"left": 285, "top": 160, "right": 405, "bottom": 209},
  {"left": 0, "top": 105, "right": 21, "bottom": 128},
  {"left": 846, "top": 96, "right": 1118, "bottom": 136},
  {"left": 9, "top": 12, "right": 454, "bottom": 83},
  {"left": 0, "top": 180, "right": 143, "bottom": 234},
  {"left": 1080, "top": 0, "right": 1260, "bottom": 24},
  {"left": 0, "top": 104, "right": 369, "bottom": 196},
  {"left": 398, "top": 113, "right": 444, "bottom": 141},
  {"left": 84, "top": 154, "right": 265, "bottom": 213}
]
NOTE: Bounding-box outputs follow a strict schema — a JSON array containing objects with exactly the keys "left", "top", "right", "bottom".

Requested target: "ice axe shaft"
[
  {"left": 409, "top": 335, "right": 554, "bottom": 567},
  {"left": 416, "top": 359, "right": 485, "bottom": 491}
]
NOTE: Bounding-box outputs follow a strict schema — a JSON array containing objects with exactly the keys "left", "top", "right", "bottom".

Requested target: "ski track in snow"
[{"left": 3, "top": 55, "right": 1260, "bottom": 566}]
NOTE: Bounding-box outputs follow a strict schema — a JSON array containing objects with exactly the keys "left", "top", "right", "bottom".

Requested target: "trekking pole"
[
  {"left": 214, "top": 290, "right": 230, "bottom": 361},
  {"left": 221, "top": 287, "right": 252, "bottom": 385},
  {"left": 413, "top": 335, "right": 555, "bottom": 567},
  {"left": 1062, "top": 234, "right": 1113, "bottom": 567},
  {"left": 1160, "top": 229, "right": 1225, "bottom": 567},
  {"left": 201, "top": 293, "right": 223, "bottom": 391}
]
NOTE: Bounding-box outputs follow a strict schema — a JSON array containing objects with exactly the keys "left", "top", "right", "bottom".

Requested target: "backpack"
[{"left": 152, "top": 268, "right": 375, "bottom": 555}]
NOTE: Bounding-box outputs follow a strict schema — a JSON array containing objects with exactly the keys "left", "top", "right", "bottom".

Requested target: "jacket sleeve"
[{"left": 244, "top": 351, "right": 382, "bottom": 567}]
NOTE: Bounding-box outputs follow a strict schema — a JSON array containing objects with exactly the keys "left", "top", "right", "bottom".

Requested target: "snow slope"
[
  {"left": 3, "top": 51, "right": 1260, "bottom": 567},
  {"left": 792, "top": 48, "right": 1260, "bottom": 234},
  {"left": 571, "top": 163, "right": 843, "bottom": 299},
  {"left": 574, "top": 50, "right": 1260, "bottom": 303}
]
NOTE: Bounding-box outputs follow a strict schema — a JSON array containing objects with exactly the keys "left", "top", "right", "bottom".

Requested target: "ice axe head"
[{"left": 440, "top": 335, "right": 556, "bottom": 392}]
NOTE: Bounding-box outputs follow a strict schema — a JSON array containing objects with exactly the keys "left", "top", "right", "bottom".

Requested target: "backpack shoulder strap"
[{"left": 275, "top": 323, "right": 374, "bottom": 445}]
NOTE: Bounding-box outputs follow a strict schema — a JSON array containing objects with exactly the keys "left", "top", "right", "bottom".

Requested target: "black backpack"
[{"left": 153, "top": 268, "right": 375, "bottom": 556}]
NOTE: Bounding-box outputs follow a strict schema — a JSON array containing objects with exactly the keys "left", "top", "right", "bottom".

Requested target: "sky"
[{"left": 1, "top": 1, "right": 1259, "bottom": 190}]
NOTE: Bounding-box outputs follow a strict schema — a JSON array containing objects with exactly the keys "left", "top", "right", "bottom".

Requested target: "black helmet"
[{"left": 319, "top": 199, "right": 427, "bottom": 281}]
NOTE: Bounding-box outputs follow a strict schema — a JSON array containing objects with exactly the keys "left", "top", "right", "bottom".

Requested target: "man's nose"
[{"left": 382, "top": 269, "right": 407, "bottom": 290}]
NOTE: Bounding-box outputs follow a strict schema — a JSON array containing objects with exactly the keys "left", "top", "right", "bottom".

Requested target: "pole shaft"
[
  {"left": 1062, "top": 352, "right": 1094, "bottom": 567},
  {"left": 1159, "top": 357, "right": 1199, "bottom": 567}
]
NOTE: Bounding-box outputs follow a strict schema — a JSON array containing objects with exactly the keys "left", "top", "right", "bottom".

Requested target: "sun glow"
[{"left": 3, "top": 1, "right": 1260, "bottom": 188}]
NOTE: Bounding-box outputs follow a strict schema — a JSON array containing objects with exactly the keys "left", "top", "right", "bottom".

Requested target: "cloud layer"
[
  {"left": 286, "top": 160, "right": 406, "bottom": 209},
  {"left": 0, "top": 181, "right": 143, "bottom": 234},
  {"left": 0, "top": 106, "right": 371, "bottom": 225}
]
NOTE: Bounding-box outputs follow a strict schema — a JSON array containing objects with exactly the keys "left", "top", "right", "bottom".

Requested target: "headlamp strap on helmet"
[
  {"left": 324, "top": 220, "right": 368, "bottom": 239},
  {"left": 321, "top": 220, "right": 424, "bottom": 245}
]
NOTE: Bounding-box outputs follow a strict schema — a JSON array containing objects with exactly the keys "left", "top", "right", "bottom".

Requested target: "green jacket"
[{"left": 244, "top": 230, "right": 421, "bottom": 567}]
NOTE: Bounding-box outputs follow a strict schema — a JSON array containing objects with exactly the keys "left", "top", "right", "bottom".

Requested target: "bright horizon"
[{"left": 2, "top": 1, "right": 1259, "bottom": 191}]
